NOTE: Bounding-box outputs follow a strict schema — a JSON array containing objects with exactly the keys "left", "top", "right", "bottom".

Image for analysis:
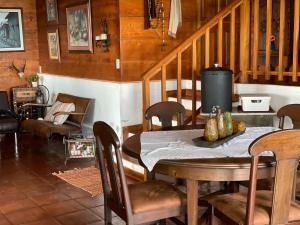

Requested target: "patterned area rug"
[{"left": 53, "top": 167, "right": 103, "bottom": 196}]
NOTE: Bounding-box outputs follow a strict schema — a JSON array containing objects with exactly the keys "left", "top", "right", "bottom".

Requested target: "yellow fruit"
[{"left": 233, "top": 120, "right": 246, "bottom": 133}]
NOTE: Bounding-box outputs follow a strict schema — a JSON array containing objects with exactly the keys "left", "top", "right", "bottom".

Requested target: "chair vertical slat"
[
  {"left": 278, "top": 0, "right": 285, "bottom": 81},
  {"left": 218, "top": 19, "right": 223, "bottom": 66},
  {"left": 252, "top": 0, "right": 259, "bottom": 80},
  {"left": 192, "top": 40, "right": 197, "bottom": 127},
  {"left": 143, "top": 79, "right": 150, "bottom": 130},
  {"left": 177, "top": 53, "right": 182, "bottom": 103},
  {"left": 265, "top": 0, "right": 272, "bottom": 80},
  {"left": 161, "top": 66, "right": 167, "bottom": 101},
  {"left": 230, "top": 8, "right": 236, "bottom": 73},
  {"left": 239, "top": 0, "right": 250, "bottom": 83},
  {"left": 271, "top": 159, "right": 298, "bottom": 224},
  {"left": 205, "top": 29, "right": 210, "bottom": 68},
  {"left": 105, "top": 146, "right": 123, "bottom": 206},
  {"left": 292, "top": 0, "right": 300, "bottom": 82}
]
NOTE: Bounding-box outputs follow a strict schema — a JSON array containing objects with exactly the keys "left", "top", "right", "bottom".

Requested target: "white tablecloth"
[{"left": 140, "top": 127, "right": 277, "bottom": 171}]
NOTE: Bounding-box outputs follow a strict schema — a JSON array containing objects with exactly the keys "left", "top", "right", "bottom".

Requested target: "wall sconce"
[{"left": 95, "top": 19, "right": 109, "bottom": 52}]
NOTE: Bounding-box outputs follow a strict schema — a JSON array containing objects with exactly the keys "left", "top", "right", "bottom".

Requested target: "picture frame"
[
  {"left": 0, "top": 8, "right": 24, "bottom": 52},
  {"left": 66, "top": 1, "right": 93, "bottom": 53},
  {"left": 47, "top": 28, "right": 60, "bottom": 61},
  {"left": 45, "top": 0, "right": 58, "bottom": 23}
]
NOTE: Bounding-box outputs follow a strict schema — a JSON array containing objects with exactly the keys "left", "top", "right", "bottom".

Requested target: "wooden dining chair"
[
  {"left": 277, "top": 104, "right": 300, "bottom": 200},
  {"left": 208, "top": 129, "right": 300, "bottom": 225},
  {"left": 145, "top": 101, "right": 186, "bottom": 131},
  {"left": 277, "top": 104, "right": 300, "bottom": 129},
  {"left": 93, "top": 121, "right": 186, "bottom": 225}
]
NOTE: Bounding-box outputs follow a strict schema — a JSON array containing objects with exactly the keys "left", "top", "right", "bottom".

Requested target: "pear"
[{"left": 204, "top": 114, "right": 218, "bottom": 142}]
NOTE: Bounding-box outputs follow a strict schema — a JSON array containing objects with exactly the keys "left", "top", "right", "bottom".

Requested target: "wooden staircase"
[{"left": 141, "top": 0, "right": 300, "bottom": 131}]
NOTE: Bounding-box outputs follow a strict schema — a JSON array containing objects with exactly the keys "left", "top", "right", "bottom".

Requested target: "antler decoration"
[{"left": 9, "top": 60, "right": 26, "bottom": 79}]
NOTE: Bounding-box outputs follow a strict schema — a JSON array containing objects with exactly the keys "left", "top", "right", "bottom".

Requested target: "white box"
[{"left": 240, "top": 94, "right": 271, "bottom": 112}]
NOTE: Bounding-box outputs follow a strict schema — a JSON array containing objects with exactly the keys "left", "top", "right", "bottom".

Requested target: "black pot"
[{"left": 201, "top": 65, "right": 233, "bottom": 113}]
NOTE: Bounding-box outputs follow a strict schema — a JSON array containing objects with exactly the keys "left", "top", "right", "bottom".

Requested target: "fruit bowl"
[{"left": 192, "top": 131, "right": 245, "bottom": 148}]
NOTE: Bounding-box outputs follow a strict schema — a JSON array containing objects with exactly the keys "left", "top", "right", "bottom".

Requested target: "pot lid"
[{"left": 200, "top": 64, "right": 232, "bottom": 73}]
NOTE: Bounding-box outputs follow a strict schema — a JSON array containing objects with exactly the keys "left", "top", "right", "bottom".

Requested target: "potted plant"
[{"left": 28, "top": 74, "right": 39, "bottom": 87}]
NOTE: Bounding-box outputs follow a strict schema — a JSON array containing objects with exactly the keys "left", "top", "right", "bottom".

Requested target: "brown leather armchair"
[{"left": 21, "top": 93, "right": 92, "bottom": 139}]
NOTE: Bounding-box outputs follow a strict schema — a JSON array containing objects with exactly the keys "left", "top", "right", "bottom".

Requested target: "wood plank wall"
[
  {"left": 0, "top": 0, "right": 39, "bottom": 92},
  {"left": 36, "top": 0, "right": 121, "bottom": 81},
  {"left": 119, "top": 0, "right": 199, "bottom": 82}
]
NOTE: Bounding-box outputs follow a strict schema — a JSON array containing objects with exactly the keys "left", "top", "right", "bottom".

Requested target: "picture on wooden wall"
[
  {"left": 66, "top": 2, "right": 93, "bottom": 53},
  {"left": 0, "top": 8, "right": 24, "bottom": 51},
  {"left": 47, "top": 29, "right": 60, "bottom": 61},
  {"left": 46, "top": 0, "right": 58, "bottom": 23}
]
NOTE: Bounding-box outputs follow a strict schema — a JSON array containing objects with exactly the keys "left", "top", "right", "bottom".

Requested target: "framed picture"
[
  {"left": 45, "top": 0, "right": 58, "bottom": 23},
  {"left": 66, "top": 2, "right": 93, "bottom": 53},
  {"left": 0, "top": 8, "right": 24, "bottom": 51},
  {"left": 47, "top": 28, "right": 60, "bottom": 61}
]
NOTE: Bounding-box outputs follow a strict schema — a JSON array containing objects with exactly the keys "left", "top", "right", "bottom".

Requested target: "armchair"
[
  {"left": 21, "top": 93, "right": 92, "bottom": 140},
  {"left": 0, "top": 91, "right": 20, "bottom": 157}
]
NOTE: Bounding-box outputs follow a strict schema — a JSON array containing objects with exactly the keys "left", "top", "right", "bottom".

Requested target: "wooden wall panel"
[
  {"left": 37, "top": 0, "right": 121, "bottom": 81},
  {"left": 0, "top": 0, "right": 39, "bottom": 92},
  {"left": 119, "top": 0, "right": 199, "bottom": 82}
]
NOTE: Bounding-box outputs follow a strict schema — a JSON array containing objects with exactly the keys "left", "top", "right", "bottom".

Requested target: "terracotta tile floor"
[
  {"left": 1, "top": 133, "right": 298, "bottom": 225},
  {"left": 0, "top": 133, "right": 124, "bottom": 225}
]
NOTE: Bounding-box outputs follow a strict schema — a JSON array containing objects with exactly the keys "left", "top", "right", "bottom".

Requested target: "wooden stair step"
[
  {"left": 167, "top": 89, "right": 201, "bottom": 100},
  {"left": 167, "top": 89, "right": 240, "bottom": 102}
]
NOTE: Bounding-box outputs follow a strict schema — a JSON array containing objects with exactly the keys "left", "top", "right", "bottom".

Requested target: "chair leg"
[
  {"left": 104, "top": 203, "right": 112, "bottom": 225},
  {"left": 14, "top": 132, "right": 19, "bottom": 158}
]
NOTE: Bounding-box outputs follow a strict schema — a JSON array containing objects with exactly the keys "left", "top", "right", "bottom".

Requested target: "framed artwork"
[
  {"left": 45, "top": 0, "right": 58, "bottom": 23},
  {"left": 47, "top": 28, "right": 60, "bottom": 61},
  {"left": 0, "top": 8, "right": 24, "bottom": 51},
  {"left": 66, "top": 2, "right": 93, "bottom": 53}
]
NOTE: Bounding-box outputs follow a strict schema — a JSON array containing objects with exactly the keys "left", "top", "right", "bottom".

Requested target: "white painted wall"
[
  {"left": 235, "top": 83, "right": 300, "bottom": 128},
  {"left": 39, "top": 74, "right": 122, "bottom": 136},
  {"left": 40, "top": 73, "right": 300, "bottom": 134}
]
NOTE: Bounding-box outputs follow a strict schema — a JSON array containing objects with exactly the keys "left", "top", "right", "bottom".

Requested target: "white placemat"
[{"left": 140, "top": 127, "right": 277, "bottom": 171}]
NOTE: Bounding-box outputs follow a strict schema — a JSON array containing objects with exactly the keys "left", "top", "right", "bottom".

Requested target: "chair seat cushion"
[
  {"left": 208, "top": 190, "right": 300, "bottom": 225},
  {"left": 0, "top": 116, "right": 18, "bottom": 132},
  {"left": 22, "top": 119, "right": 80, "bottom": 139},
  {"left": 128, "top": 180, "right": 186, "bottom": 214}
]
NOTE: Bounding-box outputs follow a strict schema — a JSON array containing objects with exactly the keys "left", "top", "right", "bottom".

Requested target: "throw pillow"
[{"left": 44, "top": 101, "right": 75, "bottom": 125}]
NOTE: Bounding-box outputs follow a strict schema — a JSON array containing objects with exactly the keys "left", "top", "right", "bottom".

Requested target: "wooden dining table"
[{"left": 122, "top": 128, "right": 275, "bottom": 225}]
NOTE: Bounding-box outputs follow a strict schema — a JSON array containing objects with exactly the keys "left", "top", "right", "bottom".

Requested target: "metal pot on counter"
[{"left": 200, "top": 65, "right": 233, "bottom": 113}]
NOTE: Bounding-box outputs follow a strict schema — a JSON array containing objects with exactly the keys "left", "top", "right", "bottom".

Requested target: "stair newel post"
[
  {"left": 239, "top": 0, "right": 250, "bottom": 83},
  {"left": 292, "top": 0, "right": 300, "bottom": 82},
  {"left": 218, "top": 19, "right": 223, "bottom": 67},
  {"left": 265, "top": 0, "right": 272, "bottom": 80},
  {"left": 161, "top": 65, "right": 167, "bottom": 101},
  {"left": 143, "top": 78, "right": 150, "bottom": 131},
  {"left": 177, "top": 53, "right": 182, "bottom": 104},
  {"left": 192, "top": 40, "right": 197, "bottom": 127},
  {"left": 205, "top": 29, "right": 210, "bottom": 68},
  {"left": 252, "top": 0, "right": 259, "bottom": 80},
  {"left": 230, "top": 8, "right": 236, "bottom": 73},
  {"left": 230, "top": 7, "right": 236, "bottom": 97},
  {"left": 278, "top": 0, "right": 285, "bottom": 81}
]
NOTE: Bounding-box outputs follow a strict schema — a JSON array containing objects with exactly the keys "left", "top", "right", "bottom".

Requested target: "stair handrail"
[
  {"left": 142, "top": 0, "right": 244, "bottom": 130},
  {"left": 142, "top": 0, "right": 242, "bottom": 81}
]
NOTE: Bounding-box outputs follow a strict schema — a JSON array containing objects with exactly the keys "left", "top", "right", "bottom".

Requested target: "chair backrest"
[
  {"left": 246, "top": 129, "right": 300, "bottom": 225},
  {"left": 277, "top": 104, "right": 300, "bottom": 129},
  {"left": 56, "top": 93, "right": 92, "bottom": 126},
  {"left": 0, "top": 91, "right": 10, "bottom": 111},
  {"left": 145, "top": 101, "right": 186, "bottom": 130},
  {"left": 93, "top": 121, "right": 132, "bottom": 220}
]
